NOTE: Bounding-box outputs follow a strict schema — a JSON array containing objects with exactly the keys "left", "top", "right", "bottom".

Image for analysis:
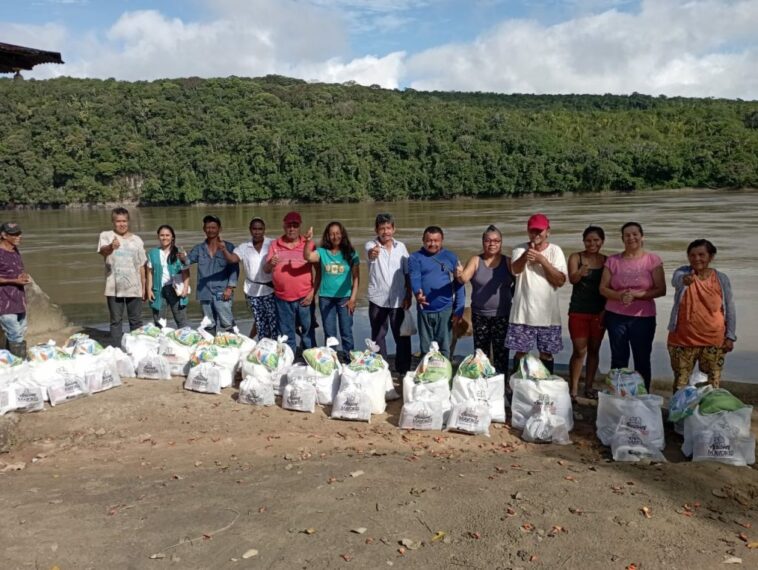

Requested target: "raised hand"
[
  {"left": 455, "top": 260, "right": 464, "bottom": 279},
  {"left": 111, "top": 236, "right": 120, "bottom": 251},
  {"left": 682, "top": 270, "right": 696, "bottom": 286},
  {"left": 217, "top": 236, "right": 226, "bottom": 251},
  {"left": 305, "top": 226, "right": 314, "bottom": 241},
  {"left": 368, "top": 242, "right": 381, "bottom": 260}
]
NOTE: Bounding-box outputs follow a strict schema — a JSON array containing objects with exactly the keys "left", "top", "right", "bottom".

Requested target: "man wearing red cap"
[
  {"left": 265, "top": 211, "right": 317, "bottom": 354},
  {"left": 505, "top": 213, "right": 568, "bottom": 373}
]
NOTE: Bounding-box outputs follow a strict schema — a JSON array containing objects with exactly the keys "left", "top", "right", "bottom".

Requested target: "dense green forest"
[{"left": 1, "top": 75, "right": 757, "bottom": 207}]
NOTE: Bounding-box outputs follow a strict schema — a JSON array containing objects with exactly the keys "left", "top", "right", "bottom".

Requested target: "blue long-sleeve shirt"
[
  {"left": 408, "top": 248, "right": 465, "bottom": 316},
  {"left": 187, "top": 241, "right": 239, "bottom": 301}
]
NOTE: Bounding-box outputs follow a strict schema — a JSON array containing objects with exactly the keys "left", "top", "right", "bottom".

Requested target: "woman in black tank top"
[{"left": 567, "top": 226, "right": 607, "bottom": 401}]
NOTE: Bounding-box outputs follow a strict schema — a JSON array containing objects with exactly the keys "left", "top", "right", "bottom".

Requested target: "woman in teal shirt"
[
  {"left": 304, "top": 221, "right": 359, "bottom": 359},
  {"left": 146, "top": 224, "right": 190, "bottom": 328}
]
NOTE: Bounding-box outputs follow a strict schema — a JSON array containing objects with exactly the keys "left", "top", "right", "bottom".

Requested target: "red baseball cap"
[
  {"left": 527, "top": 213, "right": 550, "bottom": 231},
  {"left": 283, "top": 211, "right": 302, "bottom": 225}
]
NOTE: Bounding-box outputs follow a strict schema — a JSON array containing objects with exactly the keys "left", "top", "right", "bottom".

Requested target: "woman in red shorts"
[{"left": 567, "top": 226, "right": 606, "bottom": 401}]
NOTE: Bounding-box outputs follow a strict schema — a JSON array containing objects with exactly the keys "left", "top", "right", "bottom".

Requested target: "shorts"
[
  {"left": 568, "top": 312, "right": 605, "bottom": 342},
  {"left": 505, "top": 323, "right": 563, "bottom": 354}
]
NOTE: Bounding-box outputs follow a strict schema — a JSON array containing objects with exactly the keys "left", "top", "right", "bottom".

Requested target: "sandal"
[
  {"left": 583, "top": 388, "right": 598, "bottom": 400},
  {"left": 570, "top": 394, "right": 579, "bottom": 405}
]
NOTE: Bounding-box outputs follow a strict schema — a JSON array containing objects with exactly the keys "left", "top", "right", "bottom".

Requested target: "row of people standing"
[{"left": 95, "top": 208, "right": 736, "bottom": 393}]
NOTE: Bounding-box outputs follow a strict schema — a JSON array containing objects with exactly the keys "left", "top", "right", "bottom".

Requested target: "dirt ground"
[{"left": 1, "top": 364, "right": 758, "bottom": 570}]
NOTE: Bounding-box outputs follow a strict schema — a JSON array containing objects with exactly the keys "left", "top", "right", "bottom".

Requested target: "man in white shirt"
[
  {"left": 221, "top": 217, "right": 276, "bottom": 339},
  {"left": 505, "top": 213, "right": 567, "bottom": 374},
  {"left": 365, "top": 213, "right": 412, "bottom": 374},
  {"left": 97, "top": 207, "right": 147, "bottom": 348}
]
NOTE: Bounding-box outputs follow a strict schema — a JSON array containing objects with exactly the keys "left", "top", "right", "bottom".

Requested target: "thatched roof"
[{"left": 0, "top": 41, "right": 63, "bottom": 73}]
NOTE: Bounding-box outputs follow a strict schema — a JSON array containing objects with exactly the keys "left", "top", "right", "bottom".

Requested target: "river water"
[{"left": 6, "top": 188, "right": 757, "bottom": 383}]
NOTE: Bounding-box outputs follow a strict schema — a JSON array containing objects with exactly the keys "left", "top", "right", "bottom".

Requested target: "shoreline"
[{"left": 1, "top": 186, "right": 755, "bottom": 211}]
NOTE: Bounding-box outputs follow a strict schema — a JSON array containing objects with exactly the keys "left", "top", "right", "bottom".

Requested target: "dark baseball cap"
[{"left": 1, "top": 222, "right": 22, "bottom": 235}]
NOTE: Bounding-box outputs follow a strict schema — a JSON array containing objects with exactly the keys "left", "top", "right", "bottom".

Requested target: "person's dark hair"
[
  {"left": 583, "top": 225, "right": 605, "bottom": 241},
  {"left": 482, "top": 224, "right": 502, "bottom": 240},
  {"left": 321, "top": 221, "right": 356, "bottom": 264},
  {"left": 375, "top": 213, "right": 395, "bottom": 228},
  {"left": 687, "top": 238, "right": 717, "bottom": 256},
  {"left": 111, "top": 207, "right": 129, "bottom": 219},
  {"left": 203, "top": 215, "right": 222, "bottom": 228},
  {"left": 423, "top": 225, "right": 444, "bottom": 239},
  {"left": 249, "top": 217, "right": 265, "bottom": 229},
  {"left": 157, "top": 224, "right": 179, "bottom": 265},
  {"left": 620, "top": 221, "right": 643, "bottom": 236}
]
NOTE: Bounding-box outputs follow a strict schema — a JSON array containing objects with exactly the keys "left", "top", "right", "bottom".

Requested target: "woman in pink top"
[{"left": 599, "top": 222, "right": 666, "bottom": 390}]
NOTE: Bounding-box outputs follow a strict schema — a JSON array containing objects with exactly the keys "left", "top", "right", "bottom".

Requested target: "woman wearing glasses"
[{"left": 455, "top": 225, "right": 513, "bottom": 373}]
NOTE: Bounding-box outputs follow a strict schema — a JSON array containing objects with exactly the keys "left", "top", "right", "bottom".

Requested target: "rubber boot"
[
  {"left": 540, "top": 357, "right": 554, "bottom": 375},
  {"left": 8, "top": 341, "right": 26, "bottom": 359}
]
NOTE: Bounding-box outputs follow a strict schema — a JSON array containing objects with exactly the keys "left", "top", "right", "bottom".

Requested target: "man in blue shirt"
[
  {"left": 183, "top": 215, "right": 239, "bottom": 335},
  {"left": 408, "top": 226, "right": 465, "bottom": 358}
]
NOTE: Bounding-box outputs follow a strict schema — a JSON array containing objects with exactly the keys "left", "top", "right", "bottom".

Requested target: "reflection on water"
[{"left": 8, "top": 188, "right": 757, "bottom": 383}]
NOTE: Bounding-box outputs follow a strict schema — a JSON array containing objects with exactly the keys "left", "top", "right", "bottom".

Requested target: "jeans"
[
  {"left": 0, "top": 312, "right": 27, "bottom": 343},
  {"left": 200, "top": 295, "right": 235, "bottom": 335},
  {"left": 417, "top": 307, "right": 453, "bottom": 358},
  {"left": 107, "top": 296, "right": 143, "bottom": 348},
  {"left": 151, "top": 284, "right": 189, "bottom": 329},
  {"left": 275, "top": 296, "right": 317, "bottom": 354},
  {"left": 246, "top": 294, "right": 277, "bottom": 340},
  {"left": 319, "top": 296, "right": 354, "bottom": 358},
  {"left": 605, "top": 311, "right": 656, "bottom": 391},
  {"left": 368, "top": 302, "right": 411, "bottom": 374}
]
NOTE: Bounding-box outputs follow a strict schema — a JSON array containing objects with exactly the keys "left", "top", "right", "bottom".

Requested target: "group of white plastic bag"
[
  {"left": 0, "top": 333, "right": 131, "bottom": 415},
  {"left": 400, "top": 345, "right": 521, "bottom": 438},
  {"left": 668, "top": 371, "right": 755, "bottom": 467},
  {"left": 239, "top": 337, "right": 399, "bottom": 421}
]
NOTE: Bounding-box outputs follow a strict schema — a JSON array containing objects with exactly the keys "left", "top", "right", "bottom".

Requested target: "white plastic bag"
[
  {"left": 611, "top": 425, "right": 667, "bottom": 462},
  {"left": 596, "top": 392, "right": 665, "bottom": 450},
  {"left": 340, "top": 367, "right": 389, "bottom": 414},
  {"left": 691, "top": 430, "right": 755, "bottom": 466},
  {"left": 331, "top": 380, "right": 372, "bottom": 422},
  {"left": 522, "top": 402, "right": 571, "bottom": 445},
  {"left": 0, "top": 381, "right": 45, "bottom": 414},
  {"left": 104, "top": 346, "right": 135, "bottom": 378},
  {"left": 403, "top": 372, "right": 452, "bottom": 413},
  {"left": 122, "top": 333, "right": 161, "bottom": 370},
  {"left": 682, "top": 406, "right": 753, "bottom": 458},
  {"left": 451, "top": 374, "right": 506, "bottom": 424},
  {"left": 399, "top": 400, "right": 444, "bottom": 430},
  {"left": 184, "top": 362, "right": 223, "bottom": 394},
  {"left": 446, "top": 400, "right": 491, "bottom": 436},
  {"left": 399, "top": 309, "right": 417, "bottom": 337},
  {"left": 83, "top": 356, "right": 122, "bottom": 394},
  {"left": 47, "top": 371, "right": 90, "bottom": 406},
  {"left": 136, "top": 354, "right": 172, "bottom": 380},
  {"left": 238, "top": 376, "right": 275, "bottom": 406},
  {"left": 282, "top": 378, "right": 317, "bottom": 413},
  {"left": 158, "top": 336, "right": 196, "bottom": 377},
  {"left": 509, "top": 375, "right": 573, "bottom": 431}
]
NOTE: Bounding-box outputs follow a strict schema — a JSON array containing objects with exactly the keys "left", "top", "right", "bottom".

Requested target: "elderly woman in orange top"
[{"left": 667, "top": 239, "right": 736, "bottom": 391}]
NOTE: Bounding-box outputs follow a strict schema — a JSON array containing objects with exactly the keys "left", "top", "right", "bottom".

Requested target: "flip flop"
[{"left": 584, "top": 388, "right": 598, "bottom": 400}]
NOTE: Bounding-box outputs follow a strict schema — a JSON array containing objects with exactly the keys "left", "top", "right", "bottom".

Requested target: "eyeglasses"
[
  {"left": 483, "top": 239, "right": 501, "bottom": 244},
  {"left": 285, "top": 222, "right": 301, "bottom": 228}
]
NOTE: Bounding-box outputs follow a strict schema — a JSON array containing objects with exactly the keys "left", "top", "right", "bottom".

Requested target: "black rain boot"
[
  {"left": 540, "top": 357, "right": 554, "bottom": 375},
  {"left": 9, "top": 340, "right": 26, "bottom": 359}
]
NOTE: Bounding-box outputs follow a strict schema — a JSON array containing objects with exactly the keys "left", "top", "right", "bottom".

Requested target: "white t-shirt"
[
  {"left": 97, "top": 231, "right": 147, "bottom": 298},
  {"left": 235, "top": 238, "right": 274, "bottom": 297},
  {"left": 364, "top": 238, "right": 409, "bottom": 308},
  {"left": 509, "top": 242, "right": 567, "bottom": 327},
  {"left": 146, "top": 249, "right": 172, "bottom": 286}
]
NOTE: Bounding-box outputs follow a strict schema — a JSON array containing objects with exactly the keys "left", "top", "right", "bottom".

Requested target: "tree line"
[{"left": 1, "top": 74, "right": 756, "bottom": 207}]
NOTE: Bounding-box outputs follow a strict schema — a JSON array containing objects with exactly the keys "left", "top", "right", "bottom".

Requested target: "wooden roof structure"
[{"left": 0, "top": 41, "right": 63, "bottom": 73}]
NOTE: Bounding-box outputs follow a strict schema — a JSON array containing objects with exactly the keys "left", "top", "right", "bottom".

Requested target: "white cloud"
[
  {"left": 2, "top": 0, "right": 757, "bottom": 98},
  {"left": 405, "top": 0, "right": 758, "bottom": 97}
]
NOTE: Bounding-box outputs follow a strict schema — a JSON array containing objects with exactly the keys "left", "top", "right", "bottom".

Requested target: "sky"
[{"left": 1, "top": 0, "right": 756, "bottom": 98}]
